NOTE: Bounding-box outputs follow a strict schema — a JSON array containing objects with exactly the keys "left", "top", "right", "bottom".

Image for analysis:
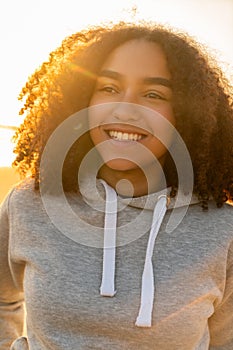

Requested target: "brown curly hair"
[{"left": 13, "top": 21, "right": 233, "bottom": 208}]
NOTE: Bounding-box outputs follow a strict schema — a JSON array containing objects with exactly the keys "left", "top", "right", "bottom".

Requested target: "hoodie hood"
[
  {"left": 79, "top": 172, "right": 199, "bottom": 211},
  {"left": 82, "top": 178, "right": 199, "bottom": 328},
  {"left": 79, "top": 175, "right": 199, "bottom": 234},
  {"left": 120, "top": 186, "right": 199, "bottom": 210}
]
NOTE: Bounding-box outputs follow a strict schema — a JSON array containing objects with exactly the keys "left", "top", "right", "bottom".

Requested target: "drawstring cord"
[
  {"left": 135, "top": 195, "right": 168, "bottom": 327},
  {"left": 100, "top": 181, "right": 168, "bottom": 327},
  {"left": 99, "top": 180, "right": 117, "bottom": 297}
]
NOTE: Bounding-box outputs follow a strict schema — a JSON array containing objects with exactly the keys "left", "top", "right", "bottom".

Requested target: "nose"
[{"left": 112, "top": 102, "right": 141, "bottom": 122}]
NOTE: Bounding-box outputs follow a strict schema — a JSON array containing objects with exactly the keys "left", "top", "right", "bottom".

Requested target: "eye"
[
  {"left": 144, "top": 91, "right": 166, "bottom": 100},
  {"left": 100, "top": 86, "right": 118, "bottom": 94},
  {"left": 96, "top": 82, "right": 120, "bottom": 95}
]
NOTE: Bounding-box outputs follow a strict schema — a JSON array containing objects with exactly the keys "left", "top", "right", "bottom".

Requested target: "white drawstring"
[
  {"left": 99, "top": 181, "right": 118, "bottom": 297},
  {"left": 135, "top": 195, "right": 168, "bottom": 327},
  {"left": 99, "top": 181, "right": 168, "bottom": 327}
]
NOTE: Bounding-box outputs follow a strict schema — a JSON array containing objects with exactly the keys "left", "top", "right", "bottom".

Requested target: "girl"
[{"left": 0, "top": 22, "right": 233, "bottom": 349}]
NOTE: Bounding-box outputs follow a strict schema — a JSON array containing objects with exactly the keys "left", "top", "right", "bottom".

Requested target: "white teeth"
[{"left": 108, "top": 130, "right": 143, "bottom": 141}]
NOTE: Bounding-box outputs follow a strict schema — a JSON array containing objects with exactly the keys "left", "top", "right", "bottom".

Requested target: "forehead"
[{"left": 100, "top": 39, "right": 170, "bottom": 79}]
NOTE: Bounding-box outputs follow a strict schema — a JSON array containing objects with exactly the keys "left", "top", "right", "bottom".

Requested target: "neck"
[{"left": 98, "top": 164, "right": 166, "bottom": 197}]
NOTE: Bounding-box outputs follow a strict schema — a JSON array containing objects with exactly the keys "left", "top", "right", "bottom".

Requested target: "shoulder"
[
  {"left": 5, "top": 177, "right": 39, "bottom": 209},
  {"left": 206, "top": 201, "right": 233, "bottom": 226},
  {"left": 171, "top": 201, "right": 233, "bottom": 246},
  {"left": 189, "top": 201, "right": 233, "bottom": 243},
  {"left": 186, "top": 201, "right": 233, "bottom": 224},
  {"left": 0, "top": 178, "right": 37, "bottom": 228}
]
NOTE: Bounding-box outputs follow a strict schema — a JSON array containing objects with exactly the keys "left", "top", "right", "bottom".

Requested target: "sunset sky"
[{"left": 0, "top": 0, "right": 233, "bottom": 167}]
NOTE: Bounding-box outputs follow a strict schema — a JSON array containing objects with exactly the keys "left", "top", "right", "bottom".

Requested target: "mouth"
[{"left": 107, "top": 130, "right": 146, "bottom": 142}]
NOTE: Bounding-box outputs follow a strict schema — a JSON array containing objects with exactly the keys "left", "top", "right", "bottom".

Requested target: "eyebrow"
[{"left": 98, "top": 69, "right": 172, "bottom": 89}]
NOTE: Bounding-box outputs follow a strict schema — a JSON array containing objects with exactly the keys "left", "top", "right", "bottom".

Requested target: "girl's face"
[{"left": 88, "top": 39, "right": 175, "bottom": 172}]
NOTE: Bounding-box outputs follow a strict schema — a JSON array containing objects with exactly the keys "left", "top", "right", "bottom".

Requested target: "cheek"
[
  {"left": 149, "top": 114, "right": 176, "bottom": 154},
  {"left": 88, "top": 103, "right": 113, "bottom": 128},
  {"left": 168, "top": 108, "right": 176, "bottom": 126},
  {"left": 88, "top": 110, "right": 101, "bottom": 135},
  {"left": 148, "top": 103, "right": 175, "bottom": 135},
  {"left": 88, "top": 111, "right": 98, "bottom": 146},
  {"left": 89, "top": 128, "right": 99, "bottom": 146},
  {"left": 159, "top": 106, "right": 175, "bottom": 126},
  {"left": 150, "top": 110, "right": 176, "bottom": 136},
  {"left": 88, "top": 110, "right": 97, "bottom": 129}
]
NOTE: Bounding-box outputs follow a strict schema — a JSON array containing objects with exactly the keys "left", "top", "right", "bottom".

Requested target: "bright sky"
[{"left": 0, "top": 0, "right": 233, "bottom": 166}]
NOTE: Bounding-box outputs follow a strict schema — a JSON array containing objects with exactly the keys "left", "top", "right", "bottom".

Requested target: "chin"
[{"left": 104, "top": 159, "right": 138, "bottom": 172}]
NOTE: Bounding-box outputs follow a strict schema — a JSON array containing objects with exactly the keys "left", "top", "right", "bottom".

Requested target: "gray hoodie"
[{"left": 0, "top": 178, "right": 233, "bottom": 349}]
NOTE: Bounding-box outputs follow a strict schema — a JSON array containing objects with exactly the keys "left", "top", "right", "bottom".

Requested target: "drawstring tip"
[
  {"left": 100, "top": 286, "right": 116, "bottom": 297},
  {"left": 135, "top": 305, "right": 152, "bottom": 327},
  {"left": 135, "top": 317, "right": 152, "bottom": 328}
]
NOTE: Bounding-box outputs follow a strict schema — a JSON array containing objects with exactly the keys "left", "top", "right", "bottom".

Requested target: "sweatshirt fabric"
[{"left": 0, "top": 177, "right": 233, "bottom": 350}]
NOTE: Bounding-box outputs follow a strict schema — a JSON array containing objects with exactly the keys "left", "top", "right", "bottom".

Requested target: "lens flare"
[{"left": 69, "top": 62, "right": 97, "bottom": 80}]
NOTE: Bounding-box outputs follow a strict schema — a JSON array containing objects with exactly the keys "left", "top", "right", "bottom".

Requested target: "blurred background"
[{"left": 0, "top": 0, "right": 233, "bottom": 202}]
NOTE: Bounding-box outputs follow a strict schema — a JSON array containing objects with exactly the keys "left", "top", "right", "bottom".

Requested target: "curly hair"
[{"left": 13, "top": 21, "right": 233, "bottom": 208}]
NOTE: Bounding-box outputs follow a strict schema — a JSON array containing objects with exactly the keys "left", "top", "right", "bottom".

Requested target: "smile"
[{"left": 108, "top": 130, "right": 144, "bottom": 141}]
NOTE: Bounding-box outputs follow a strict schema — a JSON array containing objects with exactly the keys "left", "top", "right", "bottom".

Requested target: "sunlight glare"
[
  {"left": 0, "top": 128, "right": 16, "bottom": 167},
  {"left": 0, "top": 0, "right": 232, "bottom": 167}
]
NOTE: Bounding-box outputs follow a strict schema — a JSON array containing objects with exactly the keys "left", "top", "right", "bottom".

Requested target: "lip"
[
  {"left": 102, "top": 130, "right": 149, "bottom": 146},
  {"left": 102, "top": 124, "right": 149, "bottom": 136}
]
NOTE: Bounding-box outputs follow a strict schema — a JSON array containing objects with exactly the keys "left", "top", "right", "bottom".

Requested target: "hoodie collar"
[
  {"left": 79, "top": 174, "right": 200, "bottom": 212},
  {"left": 120, "top": 187, "right": 200, "bottom": 210}
]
